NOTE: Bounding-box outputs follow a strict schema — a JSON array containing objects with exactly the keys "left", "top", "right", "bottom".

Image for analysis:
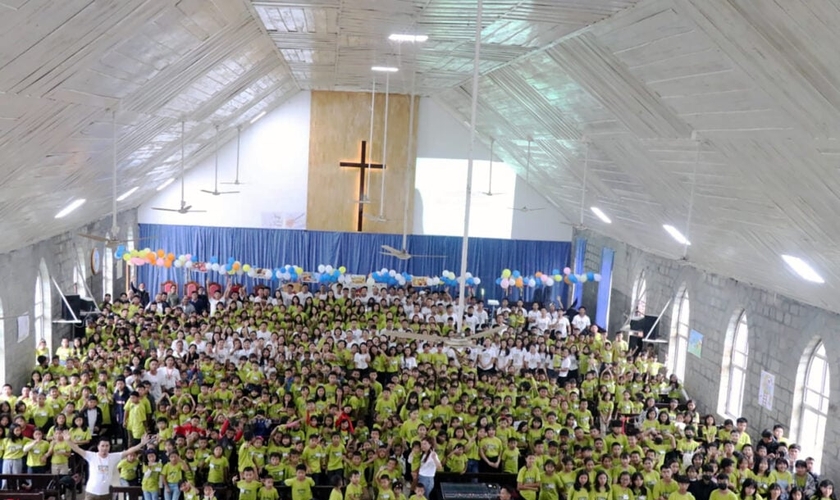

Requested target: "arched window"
[
  {"left": 34, "top": 259, "right": 52, "bottom": 348},
  {"left": 75, "top": 247, "right": 88, "bottom": 298},
  {"left": 719, "top": 310, "right": 749, "bottom": 418},
  {"left": 792, "top": 340, "right": 829, "bottom": 473},
  {"left": 631, "top": 270, "right": 647, "bottom": 316},
  {"left": 126, "top": 226, "right": 135, "bottom": 252},
  {"left": 103, "top": 246, "right": 113, "bottom": 299},
  {"left": 668, "top": 285, "right": 690, "bottom": 380}
]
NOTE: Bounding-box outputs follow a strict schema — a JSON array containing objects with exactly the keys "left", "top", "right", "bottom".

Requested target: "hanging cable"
[
  {"left": 365, "top": 75, "right": 376, "bottom": 202},
  {"left": 377, "top": 73, "right": 390, "bottom": 219},
  {"left": 684, "top": 139, "right": 700, "bottom": 258},
  {"left": 401, "top": 46, "right": 418, "bottom": 251},
  {"left": 580, "top": 141, "right": 589, "bottom": 226}
]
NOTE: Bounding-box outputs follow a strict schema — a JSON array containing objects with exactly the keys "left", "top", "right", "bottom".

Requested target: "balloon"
[
  {"left": 554, "top": 274, "right": 562, "bottom": 282},
  {"left": 154, "top": 249, "right": 163, "bottom": 258},
  {"left": 295, "top": 266, "right": 303, "bottom": 275},
  {"left": 242, "top": 264, "right": 251, "bottom": 272},
  {"left": 528, "top": 278, "right": 536, "bottom": 288},
  {"left": 546, "top": 280, "right": 553, "bottom": 287},
  {"left": 512, "top": 270, "right": 521, "bottom": 279},
  {"left": 164, "top": 260, "right": 172, "bottom": 268},
  {"left": 156, "top": 258, "right": 164, "bottom": 266},
  {"left": 325, "top": 265, "right": 334, "bottom": 274},
  {"left": 367, "top": 277, "right": 376, "bottom": 285},
  {"left": 501, "top": 269, "right": 511, "bottom": 279},
  {"left": 515, "top": 277, "right": 524, "bottom": 288},
  {"left": 563, "top": 267, "right": 571, "bottom": 275},
  {"left": 338, "top": 266, "right": 346, "bottom": 274},
  {"left": 569, "top": 275, "right": 578, "bottom": 284},
  {"left": 587, "top": 272, "right": 595, "bottom": 281},
  {"left": 495, "top": 278, "right": 502, "bottom": 285},
  {"left": 122, "top": 253, "right": 131, "bottom": 262},
  {"left": 580, "top": 274, "right": 588, "bottom": 283},
  {"left": 564, "top": 276, "right": 571, "bottom": 285},
  {"left": 594, "top": 273, "right": 602, "bottom": 282},
  {"left": 232, "top": 262, "right": 241, "bottom": 271},
  {"left": 185, "top": 261, "right": 193, "bottom": 269},
  {"left": 210, "top": 256, "right": 219, "bottom": 264},
  {"left": 389, "top": 270, "right": 396, "bottom": 277},
  {"left": 318, "top": 264, "right": 326, "bottom": 273},
  {"left": 501, "top": 278, "right": 509, "bottom": 288},
  {"left": 166, "top": 253, "right": 175, "bottom": 261},
  {"left": 473, "top": 277, "right": 481, "bottom": 285},
  {"left": 174, "top": 260, "right": 182, "bottom": 268},
  {"left": 535, "top": 272, "right": 542, "bottom": 278}
]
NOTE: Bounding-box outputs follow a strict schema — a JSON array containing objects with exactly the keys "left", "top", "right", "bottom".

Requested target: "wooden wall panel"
[{"left": 307, "top": 91, "right": 418, "bottom": 234}]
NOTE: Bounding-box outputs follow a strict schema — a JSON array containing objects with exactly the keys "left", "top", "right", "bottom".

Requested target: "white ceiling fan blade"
[
  {"left": 152, "top": 208, "right": 180, "bottom": 212},
  {"left": 381, "top": 244, "right": 401, "bottom": 253},
  {"left": 200, "top": 189, "right": 216, "bottom": 194},
  {"left": 410, "top": 255, "right": 447, "bottom": 259},
  {"left": 217, "top": 190, "right": 240, "bottom": 194},
  {"left": 78, "top": 233, "right": 109, "bottom": 242},
  {"left": 186, "top": 210, "right": 207, "bottom": 213}
]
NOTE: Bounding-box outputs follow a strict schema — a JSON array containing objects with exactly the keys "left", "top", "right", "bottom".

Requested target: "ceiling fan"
[
  {"left": 79, "top": 109, "right": 153, "bottom": 249},
  {"left": 383, "top": 324, "right": 506, "bottom": 348},
  {"left": 202, "top": 124, "right": 239, "bottom": 196},
  {"left": 152, "top": 121, "right": 206, "bottom": 215},
  {"left": 221, "top": 126, "right": 246, "bottom": 187},
  {"left": 476, "top": 138, "right": 505, "bottom": 197},
  {"left": 380, "top": 244, "right": 446, "bottom": 260},
  {"left": 510, "top": 205, "right": 545, "bottom": 213}
]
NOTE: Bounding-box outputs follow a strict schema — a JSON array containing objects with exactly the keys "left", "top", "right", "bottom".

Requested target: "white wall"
[
  {"left": 511, "top": 177, "right": 574, "bottom": 241},
  {"left": 415, "top": 97, "right": 572, "bottom": 241},
  {"left": 139, "top": 92, "right": 311, "bottom": 229}
]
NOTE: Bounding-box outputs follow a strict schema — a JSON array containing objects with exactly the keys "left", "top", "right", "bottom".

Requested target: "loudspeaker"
[{"left": 61, "top": 295, "right": 96, "bottom": 321}]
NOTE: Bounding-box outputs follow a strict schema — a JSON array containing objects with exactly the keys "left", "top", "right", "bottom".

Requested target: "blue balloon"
[
  {"left": 552, "top": 268, "right": 560, "bottom": 276},
  {"left": 496, "top": 277, "right": 502, "bottom": 285},
  {"left": 569, "top": 275, "right": 578, "bottom": 284},
  {"left": 512, "top": 270, "right": 521, "bottom": 279},
  {"left": 228, "top": 257, "right": 235, "bottom": 265},
  {"left": 210, "top": 256, "right": 219, "bottom": 265},
  {"left": 587, "top": 272, "right": 595, "bottom": 280}
]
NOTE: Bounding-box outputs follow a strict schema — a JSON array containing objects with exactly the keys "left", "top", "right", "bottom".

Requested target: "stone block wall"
[
  {"left": 0, "top": 210, "right": 137, "bottom": 389},
  {"left": 575, "top": 227, "right": 840, "bottom": 474}
]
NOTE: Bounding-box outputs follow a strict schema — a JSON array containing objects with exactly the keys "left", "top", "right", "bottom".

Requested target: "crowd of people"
[{"left": 0, "top": 278, "right": 832, "bottom": 500}]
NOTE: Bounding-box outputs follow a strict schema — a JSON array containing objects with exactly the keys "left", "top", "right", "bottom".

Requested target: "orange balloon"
[
  {"left": 515, "top": 277, "right": 524, "bottom": 288},
  {"left": 166, "top": 253, "right": 175, "bottom": 261},
  {"left": 156, "top": 249, "right": 165, "bottom": 258},
  {"left": 147, "top": 253, "right": 156, "bottom": 263},
  {"left": 164, "top": 260, "right": 172, "bottom": 268},
  {"left": 233, "top": 262, "right": 241, "bottom": 271},
  {"left": 535, "top": 272, "right": 542, "bottom": 278},
  {"left": 564, "top": 276, "right": 571, "bottom": 285}
]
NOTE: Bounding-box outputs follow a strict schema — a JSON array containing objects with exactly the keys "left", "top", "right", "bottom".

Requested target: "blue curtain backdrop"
[
  {"left": 595, "top": 247, "right": 614, "bottom": 328},
  {"left": 138, "top": 224, "right": 571, "bottom": 304},
  {"left": 572, "top": 238, "right": 587, "bottom": 308}
]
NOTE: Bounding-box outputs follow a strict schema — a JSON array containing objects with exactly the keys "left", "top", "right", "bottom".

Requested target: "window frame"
[{"left": 668, "top": 286, "right": 690, "bottom": 381}]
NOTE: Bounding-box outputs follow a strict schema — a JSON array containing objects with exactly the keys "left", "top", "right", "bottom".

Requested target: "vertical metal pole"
[{"left": 457, "top": 0, "right": 483, "bottom": 334}]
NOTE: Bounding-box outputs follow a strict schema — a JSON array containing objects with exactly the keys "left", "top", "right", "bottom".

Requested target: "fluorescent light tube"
[
  {"left": 250, "top": 111, "right": 267, "bottom": 124},
  {"left": 157, "top": 178, "right": 175, "bottom": 191},
  {"left": 590, "top": 207, "right": 612, "bottom": 224},
  {"left": 116, "top": 187, "right": 139, "bottom": 202},
  {"left": 663, "top": 224, "right": 691, "bottom": 245},
  {"left": 782, "top": 255, "right": 824, "bottom": 283},
  {"left": 55, "top": 199, "right": 86, "bottom": 219},
  {"left": 389, "top": 34, "right": 428, "bottom": 42},
  {"left": 371, "top": 66, "right": 399, "bottom": 73}
]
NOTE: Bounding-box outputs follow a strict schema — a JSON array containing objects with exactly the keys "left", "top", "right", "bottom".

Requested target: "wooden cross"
[{"left": 340, "top": 140, "right": 385, "bottom": 232}]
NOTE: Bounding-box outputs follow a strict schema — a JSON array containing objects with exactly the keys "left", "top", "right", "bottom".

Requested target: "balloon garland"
[{"left": 496, "top": 267, "right": 601, "bottom": 290}]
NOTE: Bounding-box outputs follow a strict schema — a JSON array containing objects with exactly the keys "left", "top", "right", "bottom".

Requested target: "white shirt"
[
  {"left": 353, "top": 352, "right": 370, "bottom": 369},
  {"left": 160, "top": 367, "right": 180, "bottom": 391},
  {"left": 572, "top": 314, "right": 591, "bottom": 332},
  {"left": 418, "top": 451, "right": 440, "bottom": 477},
  {"left": 84, "top": 451, "right": 122, "bottom": 495},
  {"left": 556, "top": 316, "right": 571, "bottom": 337}
]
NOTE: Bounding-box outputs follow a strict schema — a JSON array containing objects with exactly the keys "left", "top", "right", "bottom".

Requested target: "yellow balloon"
[
  {"left": 339, "top": 266, "right": 347, "bottom": 274},
  {"left": 242, "top": 264, "right": 251, "bottom": 272}
]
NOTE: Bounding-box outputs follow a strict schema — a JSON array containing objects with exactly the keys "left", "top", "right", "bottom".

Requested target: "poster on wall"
[
  {"left": 17, "top": 314, "right": 29, "bottom": 343},
  {"left": 759, "top": 370, "right": 775, "bottom": 411},
  {"left": 260, "top": 212, "right": 306, "bottom": 230},
  {"left": 688, "top": 329, "right": 703, "bottom": 358}
]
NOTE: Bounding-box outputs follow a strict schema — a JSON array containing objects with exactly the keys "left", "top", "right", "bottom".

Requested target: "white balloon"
[
  {"left": 275, "top": 271, "right": 283, "bottom": 279},
  {"left": 318, "top": 264, "right": 326, "bottom": 273},
  {"left": 367, "top": 277, "right": 376, "bottom": 285},
  {"left": 381, "top": 268, "right": 388, "bottom": 274},
  {"left": 283, "top": 272, "right": 291, "bottom": 280},
  {"left": 466, "top": 272, "right": 472, "bottom": 279},
  {"left": 325, "top": 265, "right": 334, "bottom": 274},
  {"left": 473, "top": 277, "right": 481, "bottom": 285},
  {"left": 389, "top": 270, "right": 396, "bottom": 277},
  {"left": 174, "top": 260, "right": 182, "bottom": 268},
  {"left": 185, "top": 261, "right": 193, "bottom": 269}
]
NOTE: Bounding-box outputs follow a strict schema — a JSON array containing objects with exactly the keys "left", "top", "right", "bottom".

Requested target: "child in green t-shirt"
[
  {"left": 258, "top": 477, "right": 280, "bottom": 500},
  {"left": 409, "top": 483, "right": 426, "bottom": 500},
  {"left": 142, "top": 451, "right": 163, "bottom": 496},
  {"left": 234, "top": 467, "right": 262, "bottom": 500},
  {"left": 344, "top": 470, "right": 365, "bottom": 500},
  {"left": 23, "top": 429, "right": 50, "bottom": 473},
  {"left": 329, "top": 476, "right": 345, "bottom": 500},
  {"left": 117, "top": 451, "right": 141, "bottom": 486},
  {"left": 285, "top": 465, "right": 316, "bottom": 500}
]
